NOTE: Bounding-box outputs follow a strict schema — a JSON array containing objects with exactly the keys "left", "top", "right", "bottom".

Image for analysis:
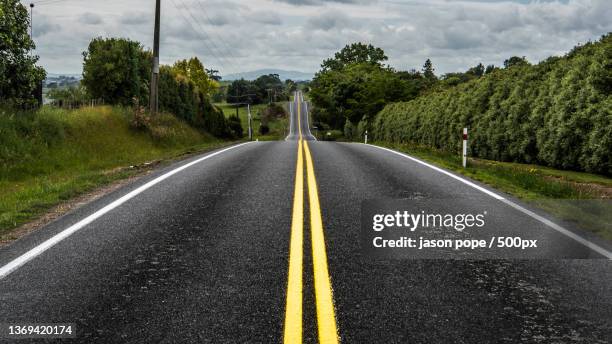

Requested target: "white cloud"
[{"left": 21, "top": 0, "right": 612, "bottom": 75}]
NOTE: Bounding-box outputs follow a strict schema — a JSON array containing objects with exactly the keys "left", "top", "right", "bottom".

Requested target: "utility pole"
[
  {"left": 149, "top": 0, "right": 161, "bottom": 114},
  {"left": 29, "top": 3, "right": 34, "bottom": 38}
]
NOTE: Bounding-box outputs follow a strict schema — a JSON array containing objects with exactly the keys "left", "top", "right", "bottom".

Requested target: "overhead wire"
[
  {"left": 25, "top": 0, "right": 240, "bottom": 73},
  {"left": 171, "top": 0, "right": 240, "bottom": 74},
  {"left": 192, "top": 0, "right": 243, "bottom": 64}
]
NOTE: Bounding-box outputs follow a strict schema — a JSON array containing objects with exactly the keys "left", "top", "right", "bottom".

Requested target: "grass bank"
[
  {"left": 216, "top": 102, "right": 288, "bottom": 141},
  {"left": 376, "top": 142, "right": 612, "bottom": 241},
  {"left": 0, "top": 106, "right": 231, "bottom": 240}
]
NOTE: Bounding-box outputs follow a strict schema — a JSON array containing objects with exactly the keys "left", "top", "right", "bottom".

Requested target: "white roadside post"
[
  {"left": 462, "top": 127, "right": 468, "bottom": 168},
  {"left": 365, "top": 130, "right": 368, "bottom": 144},
  {"left": 248, "top": 104, "right": 253, "bottom": 141}
]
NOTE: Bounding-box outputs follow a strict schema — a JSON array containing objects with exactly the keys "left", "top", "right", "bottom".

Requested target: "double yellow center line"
[{"left": 284, "top": 93, "right": 339, "bottom": 344}]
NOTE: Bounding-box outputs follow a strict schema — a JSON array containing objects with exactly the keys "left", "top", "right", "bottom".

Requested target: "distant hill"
[
  {"left": 223, "top": 69, "right": 313, "bottom": 81},
  {"left": 46, "top": 73, "right": 82, "bottom": 79}
]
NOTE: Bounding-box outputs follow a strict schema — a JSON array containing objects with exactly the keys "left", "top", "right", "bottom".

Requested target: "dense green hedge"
[{"left": 372, "top": 34, "right": 612, "bottom": 176}]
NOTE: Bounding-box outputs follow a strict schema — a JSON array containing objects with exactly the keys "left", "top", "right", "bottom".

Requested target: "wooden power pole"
[{"left": 149, "top": 0, "right": 161, "bottom": 114}]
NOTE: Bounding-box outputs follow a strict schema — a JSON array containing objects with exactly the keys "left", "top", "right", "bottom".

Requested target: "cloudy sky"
[{"left": 23, "top": 0, "right": 611, "bottom": 76}]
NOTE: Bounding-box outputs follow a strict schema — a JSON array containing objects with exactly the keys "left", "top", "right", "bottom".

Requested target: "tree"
[
  {"left": 285, "top": 79, "right": 297, "bottom": 93},
  {"left": 253, "top": 74, "right": 285, "bottom": 103},
  {"left": 422, "top": 59, "right": 436, "bottom": 81},
  {"left": 172, "top": 57, "right": 219, "bottom": 96},
  {"left": 504, "top": 56, "right": 530, "bottom": 69},
  {"left": 206, "top": 68, "right": 222, "bottom": 81},
  {"left": 0, "top": 0, "right": 46, "bottom": 107},
  {"left": 321, "top": 43, "right": 388, "bottom": 72},
  {"left": 226, "top": 74, "right": 287, "bottom": 105},
  {"left": 467, "top": 63, "right": 485, "bottom": 77},
  {"left": 485, "top": 64, "right": 497, "bottom": 74},
  {"left": 227, "top": 79, "right": 254, "bottom": 104},
  {"left": 82, "top": 37, "right": 150, "bottom": 105}
]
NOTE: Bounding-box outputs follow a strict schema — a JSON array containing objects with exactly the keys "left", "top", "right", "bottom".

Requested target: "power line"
[
  {"left": 170, "top": 0, "right": 240, "bottom": 73},
  {"left": 192, "top": 0, "right": 242, "bottom": 64}
]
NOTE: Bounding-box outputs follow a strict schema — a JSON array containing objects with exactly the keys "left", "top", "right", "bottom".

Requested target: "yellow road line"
[
  {"left": 297, "top": 92, "right": 302, "bottom": 139},
  {"left": 283, "top": 139, "right": 304, "bottom": 344},
  {"left": 304, "top": 140, "right": 339, "bottom": 344},
  {"left": 284, "top": 92, "right": 339, "bottom": 343}
]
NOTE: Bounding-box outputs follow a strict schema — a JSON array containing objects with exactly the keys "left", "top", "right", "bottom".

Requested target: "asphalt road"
[{"left": 1, "top": 91, "right": 611, "bottom": 343}]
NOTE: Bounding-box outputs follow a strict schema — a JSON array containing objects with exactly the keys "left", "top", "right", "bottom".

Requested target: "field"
[
  {"left": 216, "top": 102, "right": 289, "bottom": 141},
  {"left": 0, "top": 106, "right": 230, "bottom": 240}
]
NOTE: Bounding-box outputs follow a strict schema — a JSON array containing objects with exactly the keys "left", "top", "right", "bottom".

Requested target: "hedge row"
[{"left": 372, "top": 34, "right": 612, "bottom": 176}]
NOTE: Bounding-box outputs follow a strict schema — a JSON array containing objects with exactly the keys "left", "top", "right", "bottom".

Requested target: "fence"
[{"left": 48, "top": 98, "right": 105, "bottom": 109}]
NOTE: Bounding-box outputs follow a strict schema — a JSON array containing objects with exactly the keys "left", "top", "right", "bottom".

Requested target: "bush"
[
  {"left": 259, "top": 124, "right": 270, "bottom": 135},
  {"left": 372, "top": 34, "right": 612, "bottom": 176},
  {"left": 227, "top": 115, "right": 243, "bottom": 138}
]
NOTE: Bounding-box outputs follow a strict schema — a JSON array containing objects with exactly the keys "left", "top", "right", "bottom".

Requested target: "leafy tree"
[
  {"left": 467, "top": 63, "right": 485, "bottom": 77},
  {"left": 422, "top": 59, "right": 437, "bottom": 82},
  {"left": 227, "top": 79, "right": 255, "bottom": 104},
  {"left": 82, "top": 37, "right": 150, "bottom": 105},
  {"left": 504, "top": 56, "right": 530, "bottom": 69},
  {"left": 206, "top": 68, "right": 222, "bottom": 81},
  {"left": 172, "top": 57, "right": 219, "bottom": 96},
  {"left": 484, "top": 64, "right": 497, "bottom": 74},
  {"left": 285, "top": 79, "right": 297, "bottom": 93},
  {"left": 226, "top": 74, "right": 287, "bottom": 105},
  {"left": 321, "top": 43, "right": 388, "bottom": 72},
  {"left": 0, "top": 0, "right": 46, "bottom": 107},
  {"left": 311, "top": 44, "right": 421, "bottom": 132}
]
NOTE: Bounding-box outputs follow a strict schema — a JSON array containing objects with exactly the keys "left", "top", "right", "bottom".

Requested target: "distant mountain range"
[{"left": 222, "top": 69, "right": 314, "bottom": 81}]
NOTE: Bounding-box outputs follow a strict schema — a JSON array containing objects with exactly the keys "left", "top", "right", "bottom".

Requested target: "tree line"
[
  {"left": 310, "top": 36, "right": 611, "bottom": 175},
  {"left": 225, "top": 74, "right": 295, "bottom": 105},
  {"left": 309, "top": 43, "right": 442, "bottom": 137},
  {"left": 372, "top": 34, "right": 611, "bottom": 176}
]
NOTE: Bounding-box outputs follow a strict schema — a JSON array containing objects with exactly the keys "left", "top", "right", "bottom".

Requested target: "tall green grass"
[
  {"left": 0, "top": 106, "right": 225, "bottom": 238},
  {"left": 378, "top": 142, "right": 612, "bottom": 240}
]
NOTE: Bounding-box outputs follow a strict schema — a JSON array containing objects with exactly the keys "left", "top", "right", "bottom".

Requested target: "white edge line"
[
  {"left": 285, "top": 100, "right": 294, "bottom": 141},
  {"left": 304, "top": 101, "right": 317, "bottom": 141},
  {"left": 0, "top": 142, "right": 254, "bottom": 279},
  {"left": 367, "top": 144, "right": 612, "bottom": 259}
]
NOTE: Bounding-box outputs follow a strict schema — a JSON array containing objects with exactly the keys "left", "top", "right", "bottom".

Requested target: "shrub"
[{"left": 372, "top": 34, "right": 612, "bottom": 176}]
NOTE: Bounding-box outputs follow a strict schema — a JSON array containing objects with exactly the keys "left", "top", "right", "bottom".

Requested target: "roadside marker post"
[
  {"left": 365, "top": 130, "right": 368, "bottom": 144},
  {"left": 462, "top": 127, "right": 468, "bottom": 168}
]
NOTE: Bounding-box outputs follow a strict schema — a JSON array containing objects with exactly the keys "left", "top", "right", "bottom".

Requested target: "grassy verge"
[
  {"left": 0, "top": 106, "right": 232, "bottom": 240},
  {"left": 216, "top": 102, "right": 288, "bottom": 141},
  {"left": 376, "top": 141, "right": 612, "bottom": 241}
]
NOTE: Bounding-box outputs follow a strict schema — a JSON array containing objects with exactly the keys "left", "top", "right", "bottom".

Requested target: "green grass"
[
  {"left": 216, "top": 102, "right": 288, "bottom": 141},
  {"left": 376, "top": 141, "right": 612, "bottom": 241},
  {"left": 0, "top": 106, "right": 231, "bottom": 239}
]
